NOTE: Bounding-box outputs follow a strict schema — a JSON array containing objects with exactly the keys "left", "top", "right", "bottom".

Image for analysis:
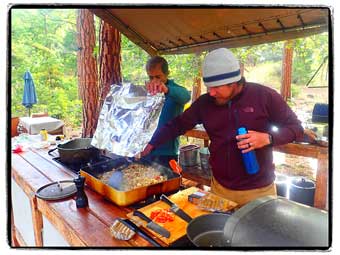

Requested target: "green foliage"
[
  {"left": 292, "top": 33, "right": 328, "bottom": 86},
  {"left": 11, "top": 9, "right": 81, "bottom": 126}
]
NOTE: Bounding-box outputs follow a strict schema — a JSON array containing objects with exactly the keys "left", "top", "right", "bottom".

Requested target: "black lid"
[
  {"left": 291, "top": 177, "right": 315, "bottom": 188},
  {"left": 36, "top": 180, "right": 77, "bottom": 200}
]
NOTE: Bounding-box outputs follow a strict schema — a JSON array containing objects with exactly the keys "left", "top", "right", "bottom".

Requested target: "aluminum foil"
[{"left": 91, "top": 83, "right": 165, "bottom": 157}]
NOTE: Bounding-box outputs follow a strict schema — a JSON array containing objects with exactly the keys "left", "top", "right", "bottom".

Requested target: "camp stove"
[{"left": 52, "top": 154, "right": 115, "bottom": 174}]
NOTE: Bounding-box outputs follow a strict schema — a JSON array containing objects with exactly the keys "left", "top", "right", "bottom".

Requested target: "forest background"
[{"left": 11, "top": 9, "right": 328, "bottom": 128}]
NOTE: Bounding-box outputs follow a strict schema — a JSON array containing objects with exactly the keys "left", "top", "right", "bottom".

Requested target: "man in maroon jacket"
[{"left": 141, "top": 48, "right": 304, "bottom": 206}]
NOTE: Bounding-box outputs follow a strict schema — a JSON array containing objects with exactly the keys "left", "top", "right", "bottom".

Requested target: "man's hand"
[
  {"left": 145, "top": 80, "right": 168, "bottom": 95},
  {"left": 140, "top": 143, "right": 154, "bottom": 157},
  {"left": 236, "top": 130, "right": 271, "bottom": 153}
]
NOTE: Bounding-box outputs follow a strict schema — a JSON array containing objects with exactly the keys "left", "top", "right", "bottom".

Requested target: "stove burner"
[{"left": 52, "top": 155, "right": 113, "bottom": 174}]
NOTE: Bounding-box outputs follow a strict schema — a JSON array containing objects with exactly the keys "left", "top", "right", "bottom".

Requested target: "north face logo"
[{"left": 242, "top": 107, "right": 254, "bottom": 113}]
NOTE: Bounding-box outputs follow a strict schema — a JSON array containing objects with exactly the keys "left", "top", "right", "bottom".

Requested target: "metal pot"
[
  {"left": 186, "top": 213, "right": 231, "bottom": 247},
  {"left": 179, "top": 144, "right": 200, "bottom": 166},
  {"left": 48, "top": 138, "right": 100, "bottom": 164},
  {"left": 289, "top": 177, "right": 316, "bottom": 206}
]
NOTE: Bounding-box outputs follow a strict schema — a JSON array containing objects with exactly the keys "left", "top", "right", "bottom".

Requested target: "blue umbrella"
[{"left": 22, "top": 71, "right": 37, "bottom": 117}]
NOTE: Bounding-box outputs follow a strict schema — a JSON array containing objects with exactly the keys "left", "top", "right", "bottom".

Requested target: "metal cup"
[{"left": 199, "top": 147, "right": 211, "bottom": 175}]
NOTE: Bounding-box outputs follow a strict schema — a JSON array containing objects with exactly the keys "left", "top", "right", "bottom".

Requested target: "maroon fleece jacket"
[{"left": 150, "top": 82, "right": 304, "bottom": 190}]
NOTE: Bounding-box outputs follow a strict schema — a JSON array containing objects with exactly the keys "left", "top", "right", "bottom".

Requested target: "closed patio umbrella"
[{"left": 22, "top": 71, "right": 37, "bottom": 117}]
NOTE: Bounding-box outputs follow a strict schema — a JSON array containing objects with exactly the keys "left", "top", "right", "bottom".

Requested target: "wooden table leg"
[
  {"left": 314, "top": 151, "right": 328, "bottom": 210},
  {"left": 30, "top": 197, "right": 43, "bottom": 246}
]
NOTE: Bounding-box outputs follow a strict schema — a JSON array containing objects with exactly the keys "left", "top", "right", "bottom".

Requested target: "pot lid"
[
  {"left": 36, "top": 180, "right": 77, "bottom": 200},
  {"left": 291, "top": 177, "right": 315, "bottom": 188}
]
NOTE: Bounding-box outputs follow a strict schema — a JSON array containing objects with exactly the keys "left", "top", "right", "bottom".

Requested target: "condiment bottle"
[
  {"left": 237, "top": 127, "right": 259, "bottom": 174},
  {"left": 40, "top": 129, "right": 48, "bottom": 141}
]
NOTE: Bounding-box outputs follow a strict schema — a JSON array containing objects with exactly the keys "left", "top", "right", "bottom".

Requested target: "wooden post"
[
  {"left": 98, "top": 20, "right": 122, "bottom": 110},
  {"left": 191, "top": 76, "right": 201, "bottom": 103},
  {"left": 314, "top": 151, "right": 328, "bottom": 210},
  {"left": 281, "top": 40, "right": 294, "bottom": 101},
  {"left": 77, "top": 9, "right": 100, "bottom": 137},
  {"left": 240, "top": 62, "right": 245, "bottom": 76}
]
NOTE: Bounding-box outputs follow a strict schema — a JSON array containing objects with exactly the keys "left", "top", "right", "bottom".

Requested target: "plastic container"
[
  {"left": 237, "top": 127, "right": 259, "bottom": 174},
  {"left": 289, "top": 177, "right": 315, "bottom": 207},
  {"left": 312, "top": 103, "right": 328, "bottom": 123}
]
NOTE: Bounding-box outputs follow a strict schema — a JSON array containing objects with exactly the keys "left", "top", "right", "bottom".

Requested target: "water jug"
[{"left": 237, "top": 127, "right": 259, "bottom": 174}]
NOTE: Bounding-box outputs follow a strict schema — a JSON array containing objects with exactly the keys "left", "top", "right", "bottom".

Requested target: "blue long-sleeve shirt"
[
  {"left": 150, "top": 82, "right": 304, "bottom": 190},
  {"left": 151, "top": 79, "right": 191, "bottom": 157}
]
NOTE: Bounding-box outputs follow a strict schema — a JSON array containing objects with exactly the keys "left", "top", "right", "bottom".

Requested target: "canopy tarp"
[{"left": 90, "top": 7, "right": 329, "bottom": 55}]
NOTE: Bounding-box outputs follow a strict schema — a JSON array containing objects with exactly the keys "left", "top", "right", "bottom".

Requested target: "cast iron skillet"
[{"left": 48, "top": 138, "right": 100, "bottom": 164}]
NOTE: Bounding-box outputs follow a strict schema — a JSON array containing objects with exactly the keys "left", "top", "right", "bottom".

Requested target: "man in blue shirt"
[{"left": 144, "top": 56, "right": 191, "bottom": 166}]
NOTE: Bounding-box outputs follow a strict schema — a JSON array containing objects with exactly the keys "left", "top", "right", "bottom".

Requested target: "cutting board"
[{"left": 127, "top": 187, "right": 209, "bottom": 245}]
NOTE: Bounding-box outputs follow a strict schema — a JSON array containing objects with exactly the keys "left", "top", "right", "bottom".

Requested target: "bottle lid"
[{"left": 237, "top": 127, "right": 247, "bottom": 135}]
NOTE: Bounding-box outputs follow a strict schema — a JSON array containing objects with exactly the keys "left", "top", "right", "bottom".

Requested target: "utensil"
[
  {"left": 107, "top": 164, "right": 126, "bottom": 190},
  {"left": 160, "top": 194, "right": 192, "bottom": 223},
  {"left": 107, "top": 156, "right": 140, "bottom": 190},
  {"left": 133, "top": 210, "right": 170, "bottom": 238},
  {"left": 120, "top": 218, "right": 161, "bottom": 247},
  {"left": 169, "top": 159, "right": 182, "bottom": 174},
  {"left": 110, "top": 218, "right": 136, "bottom": 240}
]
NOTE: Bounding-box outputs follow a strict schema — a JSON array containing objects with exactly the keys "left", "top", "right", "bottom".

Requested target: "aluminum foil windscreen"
[{"left": 91, "top": 83, "right": 165, "bottom": 157}]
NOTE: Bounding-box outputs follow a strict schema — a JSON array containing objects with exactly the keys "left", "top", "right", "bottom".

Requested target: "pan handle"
[{"left": 48, "top": 147, "right": 58, "bottom": 156}]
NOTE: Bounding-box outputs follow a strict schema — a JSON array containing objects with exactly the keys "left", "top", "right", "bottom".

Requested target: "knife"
[
  {"left": 133, "top": 210, "right": 170, "bottom": 238},
  {"left": 120, "top": 218, "right": 161, "bottom": 247},
  {"left": 160, "top": 194, "right": 192, "bottom": 223}
]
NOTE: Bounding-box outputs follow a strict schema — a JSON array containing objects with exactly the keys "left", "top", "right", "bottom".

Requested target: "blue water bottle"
[{"left": 237, "top": 127, "right": 259, "bottom": 174}]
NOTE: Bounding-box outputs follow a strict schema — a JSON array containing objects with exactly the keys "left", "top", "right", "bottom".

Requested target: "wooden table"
[
  {"left": 184, "top": 128, "right": 329, "bottom": 210},
  {"left": 11, "top": 147, "right": 167, "bottom": 247}
]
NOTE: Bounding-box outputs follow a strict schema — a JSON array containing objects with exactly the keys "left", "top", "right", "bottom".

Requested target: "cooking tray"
[{"left": 80, "top": 157, "right": 181, "bottom": 206}]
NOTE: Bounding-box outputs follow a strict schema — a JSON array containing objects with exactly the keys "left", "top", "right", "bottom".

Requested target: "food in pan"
[
  {"left": 120, "top": 164, "right": 167, "bottom": 191},
  {"left": 98, "top": 163, "right": 167, "bottom": 191}
]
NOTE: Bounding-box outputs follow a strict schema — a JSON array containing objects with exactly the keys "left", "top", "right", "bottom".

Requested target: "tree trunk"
[
  {"left": 77, "top": 9, "right": 99, "bottom": 137},
  {"left": 98, "top": 20, "right": 122, "bottom": 109},
  {"left": 281, "top": 40, "right": 294, "bottom": 101}
]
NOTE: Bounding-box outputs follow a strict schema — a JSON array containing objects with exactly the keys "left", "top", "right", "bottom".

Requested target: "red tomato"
[{"left": 150, "top": 209, "right": 175, "bottom": 223}]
